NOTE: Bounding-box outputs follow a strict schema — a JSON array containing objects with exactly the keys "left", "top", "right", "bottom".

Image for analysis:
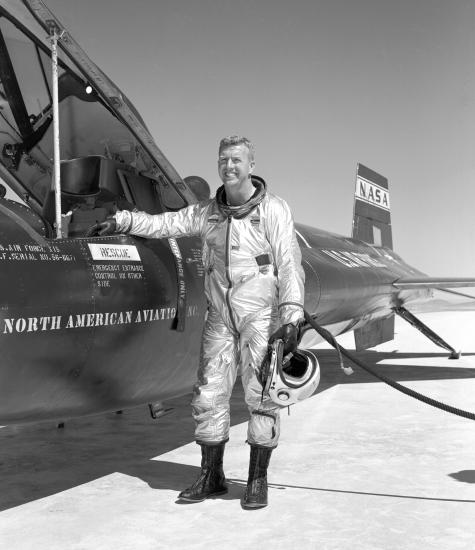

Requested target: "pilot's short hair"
[{"left": 218, "top": 135, "right": 255, "bottom": 161}]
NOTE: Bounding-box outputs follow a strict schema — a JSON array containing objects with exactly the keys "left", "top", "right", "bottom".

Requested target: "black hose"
[{"left": 304, "top": 310, "right": 475, "bottom": 421}]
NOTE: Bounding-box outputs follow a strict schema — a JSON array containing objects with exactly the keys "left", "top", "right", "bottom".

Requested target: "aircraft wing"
[
  {"left": 394, "top": 277, "right": 475, "bottom": 290},
  {"left": 394, "top": 278, "right": 475, "bottom": 314}
]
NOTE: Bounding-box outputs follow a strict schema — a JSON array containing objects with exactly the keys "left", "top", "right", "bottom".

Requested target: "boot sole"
[
  {"left": 178, "top": 488, "right": 228, "bottom": 502},
  {"left": 241, "top": 500, "right": 268, "bottom": 509}
]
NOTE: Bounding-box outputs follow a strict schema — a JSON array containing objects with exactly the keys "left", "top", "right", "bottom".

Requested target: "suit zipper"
[{"left": 225, "top": 215, "right": 239, "bottom": 334}]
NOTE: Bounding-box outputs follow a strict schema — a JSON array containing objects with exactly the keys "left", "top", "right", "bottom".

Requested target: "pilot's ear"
[{"left": 249, "top": 160, "right": 255, "bottom": 174}]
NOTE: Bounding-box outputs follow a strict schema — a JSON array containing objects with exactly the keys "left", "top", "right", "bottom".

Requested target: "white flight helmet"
[{"left": 262, "top": 339, "right": 320, "bottom": 407}]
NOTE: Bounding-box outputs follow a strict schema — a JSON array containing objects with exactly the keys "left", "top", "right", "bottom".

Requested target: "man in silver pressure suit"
[{"left": 91, "top": 136, "right": 305, "bottom": 509}]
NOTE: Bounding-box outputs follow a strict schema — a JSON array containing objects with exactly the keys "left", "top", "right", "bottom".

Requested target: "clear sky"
[{"left": 45, "top": 0, "right": 475, "bottom": 276}]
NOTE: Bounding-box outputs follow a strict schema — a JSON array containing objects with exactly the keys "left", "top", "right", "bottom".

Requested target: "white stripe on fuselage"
[
  {"left": 321, "top": 249, "right": 386, "bottom": 268},
  {"left": 296, "top": 230, "right": 311, "bottom": 248}
]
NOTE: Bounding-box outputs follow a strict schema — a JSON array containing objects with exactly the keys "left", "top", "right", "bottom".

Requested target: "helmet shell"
[{"left": 264, "top": 340, "right": 320, "bottom": 407}]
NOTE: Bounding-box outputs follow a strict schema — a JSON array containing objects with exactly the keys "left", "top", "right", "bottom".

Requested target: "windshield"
[{"left": 0, "top": 12, "right": 155, "bottom": 206}]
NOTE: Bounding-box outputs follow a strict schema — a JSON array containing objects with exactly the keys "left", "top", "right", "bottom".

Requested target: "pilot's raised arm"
[{"left": 87, "top": 201, "right": 209, "bottom": 239}]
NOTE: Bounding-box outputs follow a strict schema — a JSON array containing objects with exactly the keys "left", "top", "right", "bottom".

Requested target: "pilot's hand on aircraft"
[
  {"left": 86, "top": 217, "right": 117, "bottom": 237},
  {"left": 269, "top": 322, "right": 300, "bottom": 355}
]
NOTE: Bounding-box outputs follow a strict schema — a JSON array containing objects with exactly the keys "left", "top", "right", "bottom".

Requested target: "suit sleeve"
[
  {"left": 114, "top": 202, "right": 207, "bottom": 239},
  {"left": 267, "top": 197, "right": 305, "bottom": 325}
]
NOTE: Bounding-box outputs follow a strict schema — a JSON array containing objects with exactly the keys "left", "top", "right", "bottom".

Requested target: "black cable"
[{"left": 303, "top": 310, "right": 475, "bottom": 421}]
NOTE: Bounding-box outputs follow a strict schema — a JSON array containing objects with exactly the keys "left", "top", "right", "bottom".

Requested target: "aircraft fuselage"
[{"left": 0, "top": 203, "right": 427, "bottom": 424}]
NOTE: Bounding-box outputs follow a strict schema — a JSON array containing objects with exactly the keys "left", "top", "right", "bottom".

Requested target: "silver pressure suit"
[{"left": 115, "top": 178, "right": 305, "bottom": 447}]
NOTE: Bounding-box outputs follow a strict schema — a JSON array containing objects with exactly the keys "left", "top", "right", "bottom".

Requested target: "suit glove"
[
  {"left": 268, "top": 322, "right": 300, "bottom": 355},
  {"left": 86, "top": 217, "right": 117, "bottom": 237}
]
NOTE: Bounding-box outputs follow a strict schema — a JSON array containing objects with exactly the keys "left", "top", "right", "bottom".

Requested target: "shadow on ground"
[
  {"left": 1, "top": 348, "right": 474, "bottom": 511},
  {"left": 314, "top": 349, "right": 475, "bottom": 395},
  {"left": 448, "top": 470, "right": 475, "bottom": 484}
]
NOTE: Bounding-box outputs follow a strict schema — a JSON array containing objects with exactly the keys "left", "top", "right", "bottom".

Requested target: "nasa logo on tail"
[{"left": 355, "top": 176, "right": 390, "bottom": 211}]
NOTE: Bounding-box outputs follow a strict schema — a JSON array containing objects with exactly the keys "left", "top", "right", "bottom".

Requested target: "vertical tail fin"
[
  {"left": 352, "top": 163, "right": 392, "bottom": 249},
  {"left": 352, "top": 163, "right": 394, "bottom": 350}
]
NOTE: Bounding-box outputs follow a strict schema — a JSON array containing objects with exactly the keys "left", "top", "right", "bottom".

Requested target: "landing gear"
[{"left": 394, "top": 306, "right": 461, "bottom": 359}]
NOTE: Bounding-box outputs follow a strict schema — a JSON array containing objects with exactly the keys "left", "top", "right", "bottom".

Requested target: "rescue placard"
[
  {"left": 355, "top": 176, "right": 390, "bottom": 211},
  {"left": 88, "top": 243, "right": 141, "bottom": 261}
]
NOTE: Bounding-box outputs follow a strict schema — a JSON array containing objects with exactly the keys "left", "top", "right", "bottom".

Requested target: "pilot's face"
[{"left": 218, "top": 144, "right": 254, "bottom": 189}]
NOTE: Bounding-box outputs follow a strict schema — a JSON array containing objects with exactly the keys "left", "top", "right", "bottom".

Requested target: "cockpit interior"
[{"left": 0, "top": 6, "right": 209, "bottom": 240}]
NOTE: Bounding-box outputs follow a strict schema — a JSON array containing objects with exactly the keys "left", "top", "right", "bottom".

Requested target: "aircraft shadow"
[
  {"left": 313, "top": 349, "right": 475, "bottom": 394},
  {"left": 448, "top": 470, "right": 475, "bottom": 484},
  {"left": 1, "top": 349, "right": 475, "bottom": 511}
]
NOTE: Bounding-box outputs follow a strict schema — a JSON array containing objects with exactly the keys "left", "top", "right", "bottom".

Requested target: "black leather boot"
[
  {"left": 178, "top": 442, "right": 227, "bottom": 502},
  {"left": 242, "top": 445, "right": 273, "bottom": 509}
]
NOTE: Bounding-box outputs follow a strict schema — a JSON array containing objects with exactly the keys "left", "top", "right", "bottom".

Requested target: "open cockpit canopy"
[{"left": 0, "top": 0, "right": 195, "bottom": 220}]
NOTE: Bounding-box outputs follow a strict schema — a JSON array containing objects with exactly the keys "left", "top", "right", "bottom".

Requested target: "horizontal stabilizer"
[{"left": 394, "top": 277, "right": 475, "bottom": 290}]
